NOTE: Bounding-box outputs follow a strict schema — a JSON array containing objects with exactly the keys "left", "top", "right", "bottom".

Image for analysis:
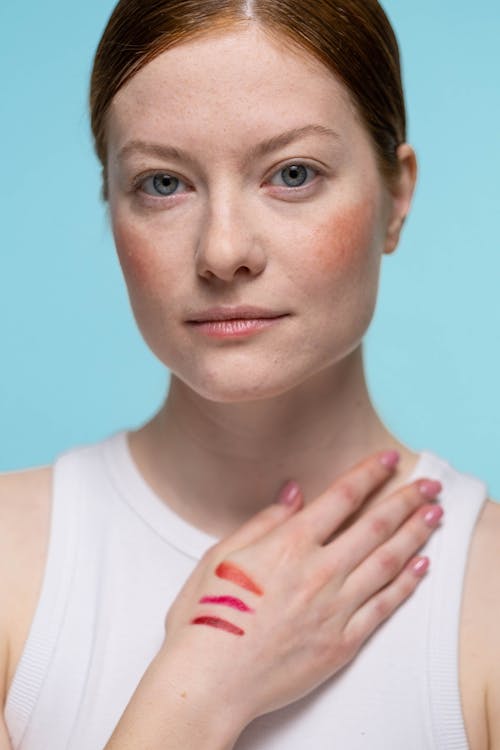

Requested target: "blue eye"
[
  {"left": 271, "top": 164, "right": 317, "bottom": 189},
  {"left": 141, "top": 173, "right": 182, "bottom": 196}
]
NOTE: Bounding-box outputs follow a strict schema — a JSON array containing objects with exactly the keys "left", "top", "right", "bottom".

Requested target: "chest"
[{"left": 5, "top": 517, "right": 487, "bottom": 750}]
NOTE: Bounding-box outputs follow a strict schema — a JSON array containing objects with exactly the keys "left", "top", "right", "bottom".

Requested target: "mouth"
[
  {"left": 186, "top": 306, "right": 289, "bottom": 323},
  {"left": 186, "top": 307, "right": 289, "bottom": 340}
]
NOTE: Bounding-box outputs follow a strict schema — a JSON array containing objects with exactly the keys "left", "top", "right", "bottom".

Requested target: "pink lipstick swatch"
[
  {"left": 199, "top": 595, "right": 254, "bottom": 612},
  {"left": 215, "top": 561, "right": 264, "bottom": 596},
  {"left": 191, "top": 615, "right": 245, "bottom": 636}
]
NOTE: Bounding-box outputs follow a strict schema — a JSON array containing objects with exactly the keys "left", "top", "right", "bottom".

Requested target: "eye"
[
  {"left": 138, "top": 172, "right": 187, "bottom": 197},
  {"left": 270, "top": 163, "right": 318, "bottom": 189}
]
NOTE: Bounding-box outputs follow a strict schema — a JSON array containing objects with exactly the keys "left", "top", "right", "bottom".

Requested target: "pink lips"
[{"left": 186, "top": 306, "right": 288, "bottom": 338}]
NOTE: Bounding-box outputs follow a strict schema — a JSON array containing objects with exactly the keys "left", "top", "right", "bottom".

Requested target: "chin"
[
  {"left": 182, "top": 375, "right": 295, "bottom": 404},
  {"left": 171, "top": 357, "right": 331, "bottom": 404},
  {"left": 171, "top": 358, "right": 340, "bottom": 404}
]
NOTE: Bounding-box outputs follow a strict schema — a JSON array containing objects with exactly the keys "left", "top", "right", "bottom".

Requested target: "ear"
[{"left": 383, "top": 143, "right": 418, "bottom": 255}]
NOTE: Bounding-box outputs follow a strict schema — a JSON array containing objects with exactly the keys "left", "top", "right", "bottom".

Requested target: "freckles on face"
[
  {"left": 101, "top": 24, "right": 397, "bottom": 401},
  {"left": 113, "top": 212, "right": 174, "bottom": 297},
  {"left": 307, "top": 196, "right": 380, "bottom": 276},
  {"left": 112, "top": 216, "right": 160, "bottom": 290}
]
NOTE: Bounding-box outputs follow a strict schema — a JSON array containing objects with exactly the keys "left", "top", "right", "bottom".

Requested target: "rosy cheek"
[
  {"left": 112, "top": 220, "right": 158, "bottom": 288},
  {"left": 309, "top": 201, "right": 378, "bottom": 273}
]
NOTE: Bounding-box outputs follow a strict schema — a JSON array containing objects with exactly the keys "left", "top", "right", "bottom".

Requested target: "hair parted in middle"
[{"left": 90, "top": 0, "right": 407, "bottom": 199}]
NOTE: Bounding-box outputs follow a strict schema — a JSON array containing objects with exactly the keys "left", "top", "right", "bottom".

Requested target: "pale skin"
[{"left": 1, "top": 21, "right": 499, "bottom": 750}]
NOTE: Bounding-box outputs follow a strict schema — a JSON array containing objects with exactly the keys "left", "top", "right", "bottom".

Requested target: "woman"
[{"left": 1, "top": 1, "right": 498, "bottom": 748}]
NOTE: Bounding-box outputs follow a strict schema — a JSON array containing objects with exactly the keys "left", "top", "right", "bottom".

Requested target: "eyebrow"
[{"left": 117, "top": 125, "right": 341, "bottom": 166}]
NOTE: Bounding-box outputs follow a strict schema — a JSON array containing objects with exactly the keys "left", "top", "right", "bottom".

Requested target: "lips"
[{"left": 187, "top": 306, "right": 288, "bottom": 323}]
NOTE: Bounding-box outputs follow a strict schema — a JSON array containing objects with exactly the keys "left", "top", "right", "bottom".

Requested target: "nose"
[{"left": 195, "top": 191, "right": 266, "bottom": 282}]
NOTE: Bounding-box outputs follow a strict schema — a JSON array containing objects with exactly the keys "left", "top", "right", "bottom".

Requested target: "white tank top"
[{"left": 4, "top": 431, "right": 487, "bottom": 749}]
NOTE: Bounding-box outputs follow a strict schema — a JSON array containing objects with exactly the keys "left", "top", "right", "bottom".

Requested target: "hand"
[{"left": 162, "top": 451, "right": 443, "bottom": 732}]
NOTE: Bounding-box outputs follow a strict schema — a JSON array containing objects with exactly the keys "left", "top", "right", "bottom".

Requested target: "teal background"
[{"left": 1, "top": 1, "right": 499, "bottom": 497}]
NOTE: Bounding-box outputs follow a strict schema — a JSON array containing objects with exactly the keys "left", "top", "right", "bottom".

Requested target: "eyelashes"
[{"left": 132, "top": 161, "right": 322, "bottom": 200}]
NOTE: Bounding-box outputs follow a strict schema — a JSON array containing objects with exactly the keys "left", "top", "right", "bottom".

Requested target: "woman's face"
[{"left": 106, "top": 24, "right": 407, "bottom": 402}]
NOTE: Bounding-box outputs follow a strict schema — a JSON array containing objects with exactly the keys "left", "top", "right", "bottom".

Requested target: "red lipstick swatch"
[
  {"left": 199, "top": 595, "right": 254, "bottom": 612},
  {"left": 215, "top": 561, "right": 264, "bottom": 596},
  {"left": 191, "top": 615, "right": 245, "bottom": 636}
]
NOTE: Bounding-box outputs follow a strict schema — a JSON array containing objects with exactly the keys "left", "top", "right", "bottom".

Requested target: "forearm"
[{"left": 104, "top": 647, "right": 244, "bottom": 750}]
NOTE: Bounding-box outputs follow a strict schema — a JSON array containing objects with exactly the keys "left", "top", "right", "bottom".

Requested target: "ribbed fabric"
[
  {"left": 4, "top": 431, "right": 487, "bottom": 749},
  {"left": 426, "top": 464, "right": 484, "bottom": 748}
]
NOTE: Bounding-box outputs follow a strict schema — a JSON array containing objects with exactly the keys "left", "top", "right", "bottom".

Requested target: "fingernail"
[
  {"left": 278, "top": 481, "right": 300, "bottom": 506},
  {"left": 423, "top": 505, "right": 444, "bottom": 527},
  {"left": 379, "top": 450, "right": 400, "bottom": 470},
  {"left": 408, "top": 556, "right": 430, "bottom": 576},
  {"left": 417, "top": 479, "right": 442, "bottom": 499}
]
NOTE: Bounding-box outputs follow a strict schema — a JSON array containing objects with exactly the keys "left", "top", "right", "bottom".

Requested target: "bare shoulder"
[
  {"left": 0, "top": 465, "right": 53, "bottom": 709},
  {"left": 460, "top": 499, "right": 500, "bottom": 750}
]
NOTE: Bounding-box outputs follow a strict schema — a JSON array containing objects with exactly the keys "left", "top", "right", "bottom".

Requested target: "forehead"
[{"left": 106, "top": 24, "right": 365, "bottom": 160}]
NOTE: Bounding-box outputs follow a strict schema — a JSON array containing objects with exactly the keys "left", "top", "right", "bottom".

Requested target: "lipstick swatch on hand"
[
  {"left": 191, "top": 615, "right": 245, "bottom": 636},
  {"left": 215, "top": 561, "right": 264, "bottom": 596},
  {"left": 199, "top": 595, "right": 254, "bottom": 612}
]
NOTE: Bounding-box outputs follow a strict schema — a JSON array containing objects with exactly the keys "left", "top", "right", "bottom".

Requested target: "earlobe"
[{"left": 383, "top": 144, "right": 418, "bottom": 255}]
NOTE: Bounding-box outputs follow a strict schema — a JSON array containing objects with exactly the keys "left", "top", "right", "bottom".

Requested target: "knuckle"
[
  {"left": 339, "top": 629, "right": 361, "bottom": 660},
  {"left": 285, "top": 516, "right": 314, "bottom": 549},
  {"left": 374, "top": 548, "right": 400, "bottom": 576},
  {"left": 312, "top": 558, "right": 338, "bottom": 589},
  {"left": 335, "top": 481, "right": 359, "bottom": 510},
  {"left": 368, "top": 514, "right": 391, "bottom": 538},
  {"left": 373, "top": 594, "right": 392, "bottom": 621}
]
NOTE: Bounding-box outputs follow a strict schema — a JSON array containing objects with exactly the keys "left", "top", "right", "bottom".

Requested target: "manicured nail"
[
  {"left": 417, "top": 479, "right": 442, "bottom": 499},
  {"left": 379, "top": 450, "right": 400, "bottom": 470},
  {"left": 278, "top": 481, "right": 300, "bottom": 506},
  {"left": 408, "top": 556, "right": 430, "bottom": 576},
  {"left": 423, "top": 505, "right": 444, "bottom": 527}
]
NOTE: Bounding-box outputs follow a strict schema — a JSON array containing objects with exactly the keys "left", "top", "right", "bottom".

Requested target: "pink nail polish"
[
  {"left": 409, "top": 556, "right": 430, "bottom": 576},
  {"left": 423, "top": 505, "right": 444, "bottom": 527},
  {"left": 417, "top": 479, "right": 442, "bottom": 499},
  {"left": 278, "top": 481, "right": 300, "bottom": 506},
  {"left": 379, "top": 450, "right": 400, "bottom": 470}
]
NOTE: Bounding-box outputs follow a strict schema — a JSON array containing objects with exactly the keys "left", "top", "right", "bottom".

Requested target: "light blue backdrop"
[{"left": 1, "top": 1, "right": 499, "bottom": 497}]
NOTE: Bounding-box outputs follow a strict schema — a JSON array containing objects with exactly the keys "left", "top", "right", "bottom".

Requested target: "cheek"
[
  {"left": 308, "top": 200, "right": 380, "bottom": 274},
  {"left": 112, "top": 218, "right": 163, "bottom": 290}
]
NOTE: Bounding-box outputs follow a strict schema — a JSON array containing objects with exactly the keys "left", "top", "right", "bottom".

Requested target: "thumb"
[{"left": 223, "top": 481, "right": 303, "bottom": 551}]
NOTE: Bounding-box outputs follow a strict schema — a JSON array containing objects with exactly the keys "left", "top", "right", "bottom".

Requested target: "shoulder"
[
  {"left": 461, "top": 498, "right": 500, "bottom": 750},
  {"left": 0, "top": 465, "right": 53, "bottom": 707}
]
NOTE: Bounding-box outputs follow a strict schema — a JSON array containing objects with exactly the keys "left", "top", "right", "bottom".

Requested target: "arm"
[
  {"left": 460, "top": 499, "right": 500, "bottom": 750},
  {"left": 479, "top": 502, "right": 500, "bottom": 750},
  {"left": 0, "top": 628, "right": 13, "bottom": 750},
  {"left": 0, "top": 721, "right": 12, "bottom": 750},
  {"left": 104, "top": 646, "right": 242, "bottom": 749},
  {"left": 0, "top": 469, "right": 52, "bottom": 750}
]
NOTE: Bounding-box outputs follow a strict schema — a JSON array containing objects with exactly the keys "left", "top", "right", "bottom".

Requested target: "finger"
[
  {"left": 299, "top": 450, "right": 400, "bottom": 544},
  {"left": 340, "top": 502, "right": 443, "bottom": 614},
  {"left": 220, "top": 481, "right": 304, "bottom": 552},
  {"left": 343, "top": 555, "right": 430, "bottom": 649},
  {"left": 322, "top": 478, "right": 442, "bottom": 579}
]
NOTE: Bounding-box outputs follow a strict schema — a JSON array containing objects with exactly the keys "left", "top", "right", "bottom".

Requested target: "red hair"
[{"left": 89, "top": 0, "right": 407, "bottom": 199}]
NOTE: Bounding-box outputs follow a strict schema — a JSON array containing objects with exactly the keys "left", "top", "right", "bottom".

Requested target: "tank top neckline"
[{"left": 103, "top": 429, "right": 433, "bottom": 560}]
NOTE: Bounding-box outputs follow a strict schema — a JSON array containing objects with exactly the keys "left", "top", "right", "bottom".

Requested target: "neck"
[{"left": 129, "top": 345, "right": 417, "bottom": 537}]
